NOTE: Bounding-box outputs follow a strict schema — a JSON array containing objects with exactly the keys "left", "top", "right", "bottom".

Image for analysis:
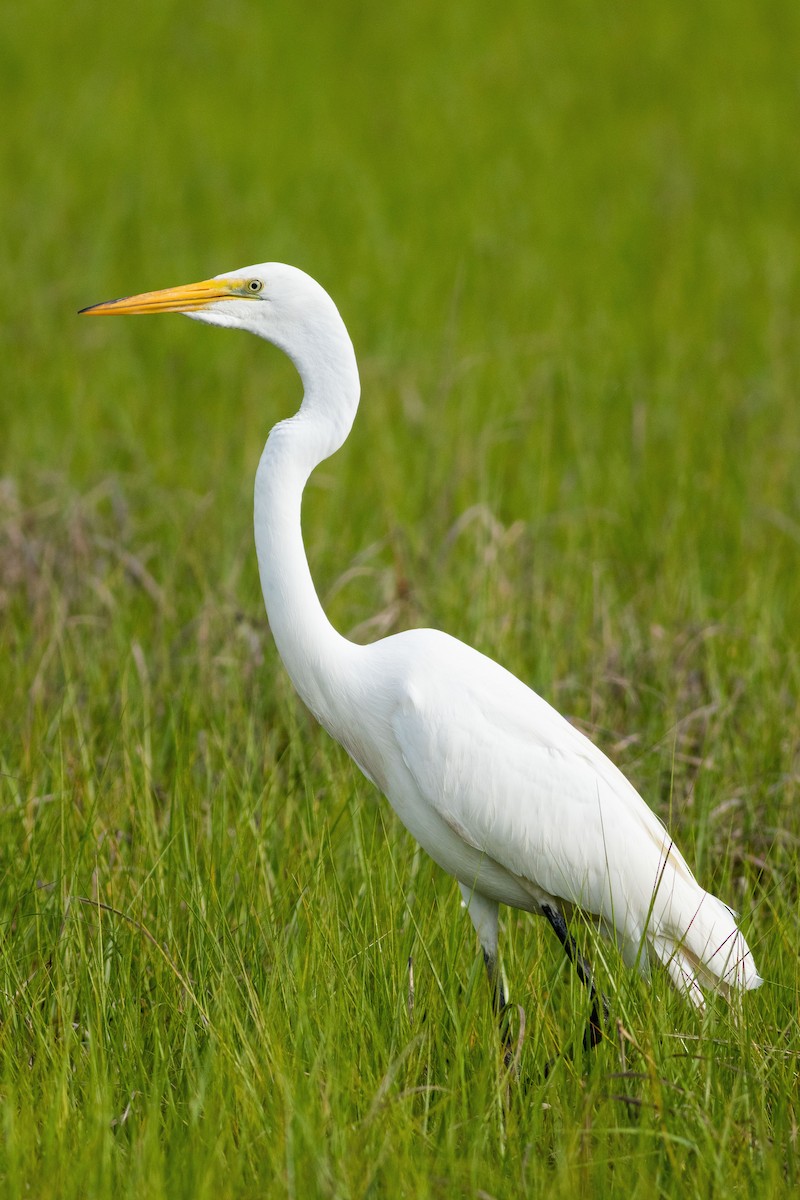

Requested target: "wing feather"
[{"left": 387, "top": 631, "right": 709, "bottom": 966}]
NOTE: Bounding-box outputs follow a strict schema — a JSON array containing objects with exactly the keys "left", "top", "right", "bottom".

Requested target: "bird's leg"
[
  {"left": 481, "top": 946, "right": 514, "bottom": 1061},
  {"left": 459, "top": 885, "right": 513, "bottom": 1058},
  {"left": 541, "top": 904, "right": 610, "bottom": 1051},
  {"left": 482, "top": 948, "right": 507, "bottom": 1014},
  {"left": 482, "top": 948, "right": 517, "bottom": 1075}
]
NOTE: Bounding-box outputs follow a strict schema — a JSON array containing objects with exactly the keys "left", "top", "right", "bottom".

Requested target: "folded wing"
[{"left": 387, "top": 630, "right": 760, "bottom": 1003}]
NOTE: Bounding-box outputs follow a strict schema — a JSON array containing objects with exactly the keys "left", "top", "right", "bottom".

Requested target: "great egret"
[{"left": 81, "top": 263, "right": 761, "bottom": 1050}]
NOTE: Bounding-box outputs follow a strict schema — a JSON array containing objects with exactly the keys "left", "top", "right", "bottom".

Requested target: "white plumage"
[{"left": 82, "top": 262, "right": 761, "bottom": 1028}]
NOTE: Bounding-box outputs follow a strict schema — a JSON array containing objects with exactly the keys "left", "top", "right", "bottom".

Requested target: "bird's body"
[{"left": 82, "top": 262, "right": 761, "bottom": 1030}]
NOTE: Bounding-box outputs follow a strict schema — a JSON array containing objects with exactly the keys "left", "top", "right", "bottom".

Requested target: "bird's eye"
[{"left": 247, "top": 279, "right": 264, "bottom": 293}]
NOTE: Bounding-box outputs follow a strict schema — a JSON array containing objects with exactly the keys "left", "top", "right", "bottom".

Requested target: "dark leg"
[
  {"left": 482, "top": 948, "right": 516, "bottom": 1067},
  {"left": 483, "top": 948, "right": 507, "bottom": 1014},
  {"left": 459, "top": 887, "right": 514, "bottom": 1060},
  {"left": 541, "top": 904, "right": 609, "bottom": 1050}
]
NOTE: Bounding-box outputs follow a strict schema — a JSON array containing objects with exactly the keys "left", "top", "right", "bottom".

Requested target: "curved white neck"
[{"left": 253, "top": 321, "right": 361, "bottom": 729}]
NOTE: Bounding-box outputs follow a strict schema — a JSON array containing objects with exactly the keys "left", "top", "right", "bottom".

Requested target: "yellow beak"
[{"left": 79, "top": 277, "right": 240, "bottom": 316}]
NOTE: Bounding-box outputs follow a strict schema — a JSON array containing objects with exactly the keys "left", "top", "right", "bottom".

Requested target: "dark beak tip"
[{"left": 78, "top": 296, "right": 129, "bottom": 315}]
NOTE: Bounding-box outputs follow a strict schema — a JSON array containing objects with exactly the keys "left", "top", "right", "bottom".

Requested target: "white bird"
[{"left": 81, "top": 263, "right": 761, "bottom": 1048}]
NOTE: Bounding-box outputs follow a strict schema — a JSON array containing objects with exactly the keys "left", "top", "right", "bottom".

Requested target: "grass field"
[{"left": 2, "top": 2, "right": 800, "bottom": 1196}]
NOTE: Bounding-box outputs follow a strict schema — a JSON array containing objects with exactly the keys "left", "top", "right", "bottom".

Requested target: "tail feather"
[{"left": 648, "top": 886, "right": 762, "bottom": 1007}]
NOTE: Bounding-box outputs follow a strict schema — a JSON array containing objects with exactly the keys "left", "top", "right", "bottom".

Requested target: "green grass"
[{"left": 2, "top": 1, "right": 800, "bottom": 1196}]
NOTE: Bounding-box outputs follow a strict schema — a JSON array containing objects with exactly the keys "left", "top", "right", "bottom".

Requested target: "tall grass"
[{"left": 1, "top": 2, "right": 799, "bottom": 1196}]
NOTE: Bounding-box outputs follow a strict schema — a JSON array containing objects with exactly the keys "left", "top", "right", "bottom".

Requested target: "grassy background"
[{"left": 2, "top": 1, "right": 799, "bottom": 1196}]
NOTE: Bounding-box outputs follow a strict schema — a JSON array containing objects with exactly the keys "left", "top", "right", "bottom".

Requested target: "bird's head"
[
  {"left": 81, "top": 260, "right": 361, "bottom": 434},
  {"left": 81, "top": 261, "right": 348, "bottom": 359}
]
